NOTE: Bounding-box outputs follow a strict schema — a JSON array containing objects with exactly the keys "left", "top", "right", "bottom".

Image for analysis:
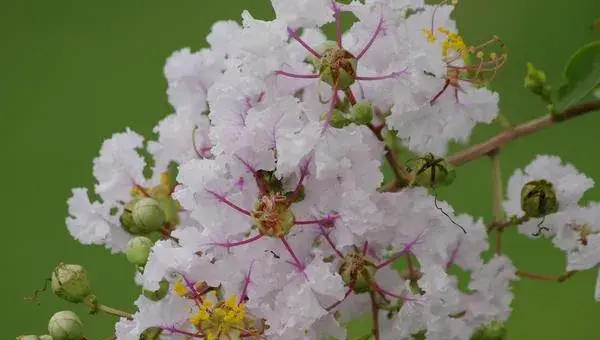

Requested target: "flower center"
[{"left": 318, "top": 43, "right": 357, "bottom": 90}]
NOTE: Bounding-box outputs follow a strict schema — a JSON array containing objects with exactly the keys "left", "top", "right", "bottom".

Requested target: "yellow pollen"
[
  {"left": 174, "top": 278, "right": 187, "bottom": 297},
  {"left": 423, "top": 28, "right": 436, "bottom": 43}
]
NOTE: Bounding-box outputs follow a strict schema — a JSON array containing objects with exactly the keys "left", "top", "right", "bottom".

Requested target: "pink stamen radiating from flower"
[
  {"left": 179, "top": 272, "right": 204, "bottom": 305},
  {"left": 318, "top": 223, "right": 344, "bottom": 259},
  {"left": 362, "top": 241, "right": 369, "bottom": 255},
  {"left": 356, "top": 14, "right": 385, "bottom": 60},
  {"left": 355, "top": 68, "right": 408, "bottom": 81},
  {"left": 375, "top": 230, "right": 427, "bottom": 269},
  {"left": 211, "top": 234, "right": 264, "bottom": 251},
  {"left": 275, "top": 70, "right": 320, "bottom": 79},
  {"left": 330, "top": 0, "right": 343, "bottom": 47},
  {"left": 206, "top": 189, "right": 252, "bottom": 216},
  {"left": 325, "top": 287, "right": 353, "bottom": 311},
  {"left": 287, "top": 27, "right": 322, "bottom": 58},
  {"left": 430, "top": 80, "right": 450, "bottom": 106},
  {"left": 295, "top": 214, "right": 340, "bottom": 226},
  {"left": 372, "top": 283, "right": 414, "bottom": 302},
  {"left": 280, "top": 236, "right": 305, "bottom": 271},
  {"left": 161, "top": 326, "right": 204, "bottom": 338},
  {"left": 238, "top": 262, "right": 255, "bottom": 305}
]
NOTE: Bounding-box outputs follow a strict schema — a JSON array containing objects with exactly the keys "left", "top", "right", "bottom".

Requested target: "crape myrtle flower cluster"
[{"left": 20, "top": 1, "right": 600, "bottom": 340}]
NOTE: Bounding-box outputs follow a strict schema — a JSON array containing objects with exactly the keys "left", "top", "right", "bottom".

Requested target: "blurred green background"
[{"left": 1, "top": 0, "right": 599, "bottom": 339}]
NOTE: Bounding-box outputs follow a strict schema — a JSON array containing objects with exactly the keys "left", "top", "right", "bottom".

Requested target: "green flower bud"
[
  {"left": 338, "top": 250, "right": 376, "bottom": 294},
  {"left": 51, "top": 263, "right": 92, "bottom": 303},
  {"left": 132, "top": 198, "right": 166, "bottom": 232},
  {"left": 410, "top": 154, "right": 456, "bottom": 188},
  {"left": 120, "top": 199, "right": 147, "bottom": 235},
  {"left": 317, "top": 41, "right": 357, "bottom": 90},
  {"left": 125, "top": 236, "right": 153, "bottom": 266},
  {"left": 411, "top": 330, "right": 427, "bottom": 340},
  {"left": 524, "top": 63, "right": 552, "bottom": 104},
  {"left": 470, "top": 320, "right": 507, "bottom": 340},
  {"left": 16, "top": 336, "right": 40, "bottom": 340},
  {"left": 48, "top": 311, "right": 83, "bottom": 340},
  {"left": 350, "top": 101, "right": 373, "bottom": 125},
  {"left": 321, "top": 109, "right": 352, "bottom": 129},
  {"left": 520, "top": 179, "right": 559, "bottom": 218},
  {"left": 140, "top": 327, "right": 162, "bottom": 339},
  {"left": 39, "top": 336, "right": 53, "bottom": 340},
  {"left": 143, "top": 279, "right": 169, "bottom": 301}
]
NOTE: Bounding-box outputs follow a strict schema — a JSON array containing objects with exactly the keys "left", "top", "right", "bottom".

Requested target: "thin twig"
[
  {"left": 489, "top": 150, "right": 505, "bottom": 254},
  {"left": 516, "top": 270, "right": 577, "bottom": 283},
  {"left": 448, "top": 101, "right": 600, "bottom": 167}
]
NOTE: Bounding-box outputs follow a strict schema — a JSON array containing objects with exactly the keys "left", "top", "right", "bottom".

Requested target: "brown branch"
[
  {"left": 516, "top": 270, "right": 577, "bottom": 283},
  {"left": 448, "top": 100, "right": 600, "bottom": 167},
  {"left": 367, "top": 123, "right": 411, "bottom": 189}
]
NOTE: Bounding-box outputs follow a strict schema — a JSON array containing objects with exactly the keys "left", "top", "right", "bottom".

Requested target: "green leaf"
[{"left": 556, "top": 41, "right": 600, "bottom": 111}]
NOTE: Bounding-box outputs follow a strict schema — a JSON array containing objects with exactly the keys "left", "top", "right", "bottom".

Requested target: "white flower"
[{"left": 504, "top": 155, "right": 594, "bottom": 237}]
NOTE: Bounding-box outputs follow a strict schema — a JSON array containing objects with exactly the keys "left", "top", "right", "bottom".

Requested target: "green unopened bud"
[
  {"left": 411, "top": 330, "right": 427, "bottom": 340},
  {"left": 125, "top": 236, "right": 153, "bottom": 266},
  {"left": 321, "top": 108, "right": 352, "bottom": 128},
  {"left": 48, "top": 311, "right": 83, "bottom": 340},
  {"left": 143, "top": 279, "right": 169, "bottom": 301},
  {"left": 120, "top": 199, "right": 146, "bottom": 235},
  {"left": 524, "top": 63, "right": 552, "bottom": 103},
  {"left": 252, "top": 193, "right": 295, "bottom": 237},
  {"left": 16, "top": 336, "right": 40, "bottom": 340},
  {"left": 410, "top": 154, "right": 456, "bottom": 188},
  {"left": 132, "top": 198, "right": 166, "bottom": 232},
  {"left": 317, "top": 42, "right": 357, "bottom": 90},
  {"left": 140, "top": 327, "right": 162, "bottom": 339},
  {"left": 350, "top": 101, "right": 373, "bottom": 125},
  {"left": 155, "top": 194, "right": 180, "bottom": 226},
  {"left": 51, "top": 263, "right": 92, "bottom": 303},
  {"left": 339, "top": 250, "right": 376, "bottom": 293},
  {"left": 470, "top": 320, "right": 507, "bottom": 340},
  {"left": 520, "top": 179, "right": 558, "bottom": 218},
  {"left": 39, "top": 336, "right": 53, "bottom": 340}
]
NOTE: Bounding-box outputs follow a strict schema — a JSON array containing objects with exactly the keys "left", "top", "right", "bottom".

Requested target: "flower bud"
[
  {"left": 48, "top": 310, "right": 83, "bottom": 340},
  {"left": 16, "top": 336, "right": 40, "bottom": 340},
  {"left": 125, "top": 236, "right": 153, "bottom": 266},
  {"left": 350, "top": 101, "right": 373, "bottom": 125},
  {"left": 143, "top": 279, "right": 169, "bottom": 301},
  {"left": 51, "top": 263, "right": 92, "bottom": 303},
  {"left": 120, "top": 199, "right": 147, "bottom": 235},
  {"left": 470, "top": 320, "right": 507, "bottom": 340},
  {"left": 39, "top": 336, "right": 53, "bottom": 340},
  {"left": 132, "top": 197, "right": 166, "bottom": 232},
  {"left": 321, "top": 109, "right": 351, "bottom": 129},
  {"left": 339, "top": 250, "right": 376, "bottom": 293},
  {"left": 317, "top": 42, "right": 357, "bottom": 90},
  {"left": 520, "top": 179, "right": 558, "bottom": 218},
  {"left": 524, "top": 62, "right": 552, "bottom": 103},
  {"left": 410, "top": 154, "right": 456, "bottom": 188}
]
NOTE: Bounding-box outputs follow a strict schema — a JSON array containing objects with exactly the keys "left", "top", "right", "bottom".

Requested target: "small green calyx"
[
  {"left": 321, "top": 108, "right": 352, "bottom": 129},
  {"left": 51, "top": 263, "right": 92, "bottom": 303},
  {"left": 48, "top": 310, "right": 84, "bottom": 340},
  {"left": 338, "top": 250, "right": 376, "bottom": 294},
  {"left": 524, "top": 62, "right": 552, "bottom": 104},
  {"left": 409, "top": 153, "right": 456, "bottom": 188},
  {"left": 257, "top": 170, "right": 306, "bottom": 203},
  {"left": 316, "top": 41, "right": 357, "bottom": 90},
  {"left": 143, "top": 279, "right": 170, "bottom": 301},
  {"left": 470, "top": 320, "right": 507, "bottom": 340},
  {"left": 520, "top": 179, "right": 559, "bottom": 218},
  {"left": 411, "top": 330, "right": 427, "bottom": 340},
  {"left": 350, "top": 101, "right": 374, "bottom": 125},
  {"left": 125, "top": 236, "right": 153, "bottom": 266},
  {"left": 252, "top": 193, "right": 295, "bottom": 237}
]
